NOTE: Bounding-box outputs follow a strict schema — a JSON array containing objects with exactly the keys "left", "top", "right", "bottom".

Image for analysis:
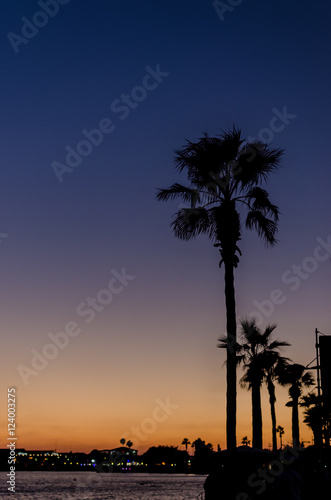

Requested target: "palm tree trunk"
[
  {"left": 252, "top": 381, "right": 263, "bottom": 449},
  {"left": 313, "top": 425, "right": 323, "bottom": 448},
  {"left": 292, "top": 396, "right": 300, "bottom": 447},
  {"left": 268, "top": 380, "right": 277, "bottom": 452},
  {"left": 224, "top": 259, "right": 237, "bottom": 450}
]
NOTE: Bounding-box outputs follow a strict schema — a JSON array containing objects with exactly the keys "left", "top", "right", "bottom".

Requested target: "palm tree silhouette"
[
  {"left": 120, "top": 438, "right": 126, "bottom": 446},
  {"left": 262, "top": 341, "right": 291, "bottom": 452},
  {"left": 276, "top": 425, "right": 284, "bottom": 449},
  {"left": 241, "top": 436, "right": 250, "bottom": 446},
  {"left": 126, "top": 440, "right": 133, "bottom": 448},
  {"left": 191, "top": 438, "right": 199, "bottom": 452},
  {"left": 181, "top": 438, "right": 191, "bottom": 452},
  {"left": 157, "top": 128, "right": 283, "bottom": 449},
  {"left": 220, "top": 319, "right": 289, "bottom": 449},
  {"left": 278, "top": 363, "right": 314, "bottom": 447},
  {"left": 300, "top": 393, "right": 324, "bottom": 448}
]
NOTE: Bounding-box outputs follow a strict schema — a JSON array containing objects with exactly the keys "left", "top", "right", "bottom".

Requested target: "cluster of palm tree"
[
  {"left": 219, "top": 319, "right": 314, "bottom": 450},
  {"left": 300, "top": 393, "right": 329, "bottom": 448},
  {"left": 119, "top": 438, "right": 133, "bottom": 448},
  {"left": 157, "top": 126, "right": 317, "bottom": 450},
  {"left": 181, "top": 437, "right": 213, "bottom": 455}
]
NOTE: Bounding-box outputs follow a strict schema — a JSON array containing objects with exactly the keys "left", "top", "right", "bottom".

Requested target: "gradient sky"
[{"left": 1, "top": 0, "right": 331, "bottom": 454}]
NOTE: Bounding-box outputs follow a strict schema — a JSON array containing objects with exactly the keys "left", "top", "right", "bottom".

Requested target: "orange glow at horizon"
[{"left": 1, "top": 353, "right": 314, "bottom": 455}]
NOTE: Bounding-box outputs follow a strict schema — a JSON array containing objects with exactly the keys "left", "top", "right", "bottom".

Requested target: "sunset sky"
[{"left": 1, "top": 0, "right": 331, "bottom": 454}]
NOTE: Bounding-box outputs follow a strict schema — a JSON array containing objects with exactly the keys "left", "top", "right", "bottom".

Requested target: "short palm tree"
[
  {"left": 191, "top": 438, "right": 204, "bottom": 453},
  {"left": 220, "top": 319, "right": 289, "bottom": 449},
  {"left": 278, "top": 363, "right": 314, "bottom": 447},
  {"left": 241, "top": 436, "right": 250, "bottom": 446},
  {"left": 157, "top": 128, "right": 283, "bottom": 449},
  {"left": 276, "top": 425, "right": 284, "bottom": 449},
  {"left": 181, "top": 438, "right": 191, "bottom": 452}
]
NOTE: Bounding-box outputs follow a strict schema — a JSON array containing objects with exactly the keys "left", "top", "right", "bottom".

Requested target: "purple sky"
[{"left": 0, "top": 0, "right": 330, "bottom": 452}]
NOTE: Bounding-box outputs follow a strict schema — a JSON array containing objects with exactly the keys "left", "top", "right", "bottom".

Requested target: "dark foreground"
[{"left": 204, "top": 445, "right": 331, "bottom": 499}]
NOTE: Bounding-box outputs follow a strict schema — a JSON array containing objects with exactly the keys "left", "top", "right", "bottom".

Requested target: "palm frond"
[
  {"left": 156, "top": 183, "right": 200, "bottom": 205},
  {"left": 302, "top": 371, "right": 315, "bottom": 387},
  {"left": 244, "top": 187, "right": 279, "bottom": 221},
  {"left": 240, "top": 318, "right": 260, "bottom": 342},
  {"left": 170, "top": 207, "right": 216, "bottom": 241},
  {"left": 245, "top": 210, "right": 278, "bottom": 246},
  {"left": 216, "top": 126, "right": 244, "bottom": 164},
  {"left": 173, "top": 128, "right": 244, "bottom": 193},
  {"left": 217, "top": 335, "right": 242, "bottom": 353},
  {"left": 300, "top": 393, "right": 320, "bottom": 407},
  {"left": 239, "top": 373, "right": 250, "bottom": 389},
  {"left": 260, "top": 324, "right": 278, "bottom": 342},
  {"left": 267, "top": 340, "right": 291, "bottom": 350},
  {"left": 234, "top": 143, "right": 283, "bottom": 189}
]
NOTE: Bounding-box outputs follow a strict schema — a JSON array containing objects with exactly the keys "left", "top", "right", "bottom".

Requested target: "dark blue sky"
[{"left": 1, "top": 0, "right": 330, "bottom": 451}]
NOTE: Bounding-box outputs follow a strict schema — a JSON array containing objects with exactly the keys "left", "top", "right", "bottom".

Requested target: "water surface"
[{"left": 0, "top": 471, "right": 206, "bottom": 499}]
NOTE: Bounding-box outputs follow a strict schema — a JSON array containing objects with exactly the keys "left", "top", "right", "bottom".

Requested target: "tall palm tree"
[
  {"left": 181, "top": 438, "right": 191, "bottom": 452},
  {"left": 241, "top": 363, "right": 264, "bottom": 449},
  {"left": 157, "top": 128, "right": 283, "bottom": 449},
  {"left": 220, "top": 319, "right": 289, "bottom": 449},
  {"left": 262, "top": 348, "right": 291, "bottom": 452},
  {"left": 278, "top": 363, "right": 314, "bottom": 447}
]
